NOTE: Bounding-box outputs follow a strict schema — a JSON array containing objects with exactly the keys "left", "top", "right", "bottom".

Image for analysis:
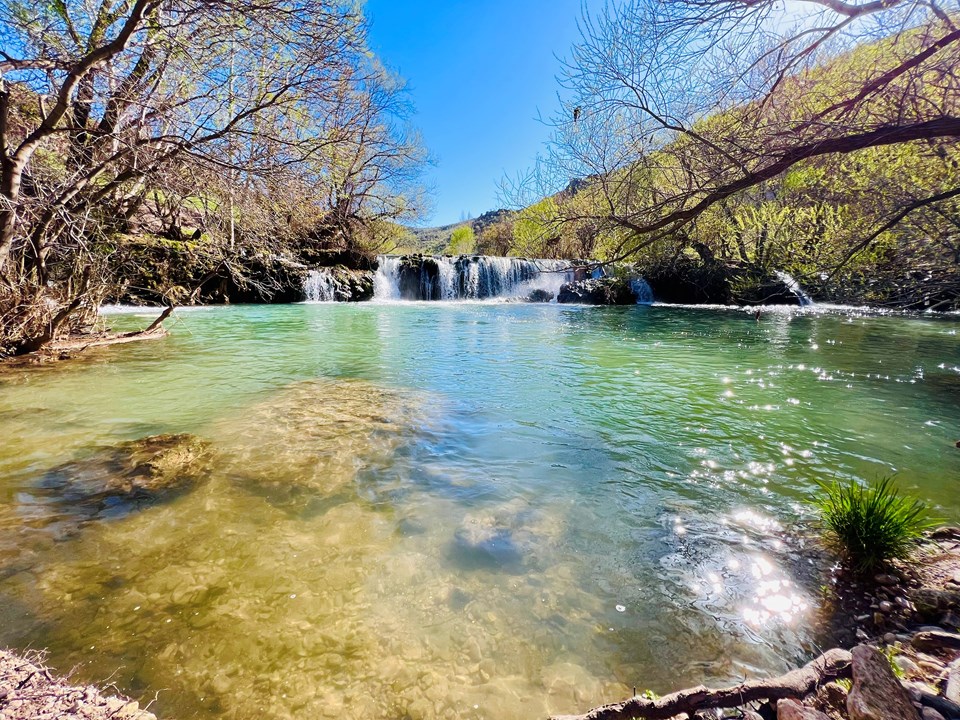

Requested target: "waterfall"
[
  {"left": 630, "top": 278, "right": 655, "bottom": 305},
  {"left": 774, "top": 271, "right": 814, "bottom": 306},
  {"left": 373, "top": 255, "right": 575, "bottom": 301},
  {"left": 304, "top": 269, "right": 337, "bottom": 302}
]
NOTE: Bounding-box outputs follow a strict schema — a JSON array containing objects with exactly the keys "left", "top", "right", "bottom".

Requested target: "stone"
[
  {"left": 912, "top": 630, "right": 960, "bottom": 653},
  {"left": 557, "top": 277, "right": 639, "bottom": 305},
  {"left": 846, "top": 644, "right": 920, "bottom": 720},
  {"left": 941, "top": 611, "right": 960, "bottom": 628},
  {"left": 929, "top": 526, "right": 960, "bottom": 540},
  {"left": 815, "top": 681, "right": 849, "bottom": 716},
  {"left": 743, "top": 712, "right": 765, "bottom": 720},
  {"left": 42, "top": 433, "right": 211, "bottom": 503},
  {"left": 921, "top": 709, "right": 946, "bottom": 720},
  {"left": 917, "top": 660, "right": 945, "bottom": 675},
  {"left": 527, "top": 289, "right": 554, "bottom": 303},
  {"left": 913, "top": 590, "right": 960, "bottom": 621},
  {"left": 875, "top": 574, "right": 900, "bottom": 586},
  {"left": 777, "top": 699, "right": 831, "bottom": 720},
  {"left": 946, "top": 663, "right": 960, "bottom": 704},
  {"left": 879, "top": 600, "right": 894, "bottom": 613},
  {"left": 894, "top": 655, "right": 921, "bottom": 676}
]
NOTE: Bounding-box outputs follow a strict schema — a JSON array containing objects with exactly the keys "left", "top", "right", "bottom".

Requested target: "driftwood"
[
  {"left": 46, "top": 306, "right": 174, "bottom": 353},
  {"left": 550, "top": 648, "right": 852, "bottom": 720}
]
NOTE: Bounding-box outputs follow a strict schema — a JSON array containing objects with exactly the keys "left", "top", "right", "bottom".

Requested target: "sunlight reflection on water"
[{"left": 0, "top": 303, "right": 957, "bottom": 719}]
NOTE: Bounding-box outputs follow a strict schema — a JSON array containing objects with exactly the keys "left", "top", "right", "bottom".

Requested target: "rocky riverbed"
[{"left": 4, "top": 530, "right": 958, "bottom": 720}]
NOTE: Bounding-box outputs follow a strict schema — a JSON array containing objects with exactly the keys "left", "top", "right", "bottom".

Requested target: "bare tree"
[
  {"left": 0, "top": 0, "right": 427, "bottom": 354},
  {"left": 507, "top": 0, "right": 960, "bottom": 268}
]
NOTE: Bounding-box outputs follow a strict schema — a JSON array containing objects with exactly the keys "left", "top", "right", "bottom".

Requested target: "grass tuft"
[{"left": 815, "top": 476, "right": 935, "bottom": 574}]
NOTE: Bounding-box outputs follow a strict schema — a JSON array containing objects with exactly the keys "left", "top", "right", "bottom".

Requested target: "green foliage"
[
  {"left": 882, "top": 645, "right": 906, "bottom": 679},
  {"left": 814, "top": 476, "right": 935, "bottom": 573},
  {"left": 512, "top": 198, "right": 559, "bottom": 257},
  {"left": 447, "top": 225, "right": 476, "bottom": 255}
]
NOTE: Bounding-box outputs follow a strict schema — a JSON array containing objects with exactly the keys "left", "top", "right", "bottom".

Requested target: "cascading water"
[
  {"left": 304, "top": 269, "right": 337, "bottom": 302},
  {"left": 630, "top": 278, "right": 655, "bottom": 305},
  {"left": 373, "top": 255, "right": 575, "bottom": 301},
  {"left": 774, "top": 271, "right": 814, "bottom": 306}
]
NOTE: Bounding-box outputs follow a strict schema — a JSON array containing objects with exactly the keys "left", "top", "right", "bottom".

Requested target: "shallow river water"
[{"left": 1, "top": 303, "right": 958, "bottom": 720}]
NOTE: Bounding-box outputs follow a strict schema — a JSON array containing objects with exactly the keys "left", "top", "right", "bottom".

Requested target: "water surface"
[{"left": 1, "top": 303, "right": 958, "bottom": 719}]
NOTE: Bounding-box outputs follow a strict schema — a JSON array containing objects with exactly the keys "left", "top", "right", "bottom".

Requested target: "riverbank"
[
  {"left": 0, "top": 649, "right": 157, "bottom": 720},
  {"left": 1, "top": 303, "right": 956, "bottom": 719},
  {"left": 559, "top": 529, "right": 960, "bottom": 720}
]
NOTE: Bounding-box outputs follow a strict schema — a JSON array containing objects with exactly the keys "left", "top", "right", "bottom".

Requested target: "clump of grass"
[{"left": 815, "top": 476, "right": 935, "bottom": 574}]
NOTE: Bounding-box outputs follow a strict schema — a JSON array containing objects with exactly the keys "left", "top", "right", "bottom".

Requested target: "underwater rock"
[
  {"left": 452, "top": 518, "right": 524, "bottom": 570},
  {"left": 212, "top": 378, "right": 435, "bottom": 502},
  {"left": 448, "top": 499, "right": 561, "bottom": 573},
  {"left": 41, "top": 433, "right": 211, "bottom": 503}
]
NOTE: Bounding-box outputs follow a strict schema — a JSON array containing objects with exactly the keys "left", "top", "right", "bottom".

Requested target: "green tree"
[{"left": 447, "top": 226, "right": 476, "bottom": 255}]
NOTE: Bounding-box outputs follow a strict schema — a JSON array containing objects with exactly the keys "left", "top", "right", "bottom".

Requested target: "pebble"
[
  {"left": 883, "top": 633, "right": 896, "bottom": 644},
  {"left": 875, "top": 574, "right": 899, "bottom": 586},
  {"left": 918, "top": 660, "right": 945, "bottom": 676},
  {"left": 879, "top": 600, "right": 894, "bottom": 613},
  {"left": 921, "top": 709, "right": 946, "bottom": 720},
  {"left": 894, "top": 655, "right": 921, "bottom": 676}
]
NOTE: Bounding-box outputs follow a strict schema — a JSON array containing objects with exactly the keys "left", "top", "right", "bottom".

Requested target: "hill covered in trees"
[{"left": 487, "top": 3, "right": 960, "bottom": 309}]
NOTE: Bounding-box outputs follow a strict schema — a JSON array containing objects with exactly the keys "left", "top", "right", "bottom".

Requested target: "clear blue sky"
[{"left": 364, "top": 0, "right": 595, "bottom": 227}]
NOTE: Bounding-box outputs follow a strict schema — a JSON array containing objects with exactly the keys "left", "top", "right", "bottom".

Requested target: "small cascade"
[
  {"left": 630, "top": 278, "right": 655, "bottom": 305},
  {"left": 373, "top": 255, "right": 575, "bottom": 301},
  {"left": 774, "top": 271, "right": 814, "bottom": 306},
  {"left": 304, "top": 269, "right": 337, "bottom": 302}
]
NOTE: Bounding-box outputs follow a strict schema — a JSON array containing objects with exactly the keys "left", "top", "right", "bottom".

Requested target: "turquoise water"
[{"left": 0, "top": 303, "right": 958, "bottom": 719}]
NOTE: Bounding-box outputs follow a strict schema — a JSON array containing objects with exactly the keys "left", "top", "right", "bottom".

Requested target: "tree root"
[{"left": 550, "top": 648, "right": 852, "bottom": 720}]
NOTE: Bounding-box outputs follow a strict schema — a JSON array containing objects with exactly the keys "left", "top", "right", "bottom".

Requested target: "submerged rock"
[
  {"left": 448, "top": 499, "right": 561, "bottom": 573},
  {"left": 41, "top": 433, "right": 211, "bottom": 503},
  {"left": 211, "top": 378, "right": 436, "bottom": 504}
]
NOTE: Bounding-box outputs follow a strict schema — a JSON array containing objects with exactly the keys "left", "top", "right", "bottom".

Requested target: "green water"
[{"left": 0, "top": 303, "right": 958, "bottom": 720}]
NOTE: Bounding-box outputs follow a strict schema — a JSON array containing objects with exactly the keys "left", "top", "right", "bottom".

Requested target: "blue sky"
[{"left": 364, "top": 0, "right": 596, "bottom": 227}]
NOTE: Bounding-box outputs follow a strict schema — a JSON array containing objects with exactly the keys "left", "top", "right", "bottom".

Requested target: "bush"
[{"left": 815, "top": 476, "right": 935, "bottom": 573}]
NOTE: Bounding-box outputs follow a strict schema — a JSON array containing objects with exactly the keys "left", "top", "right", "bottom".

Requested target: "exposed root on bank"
[{"left": 550, "top": 648, "right": 853, "bottom": 720}]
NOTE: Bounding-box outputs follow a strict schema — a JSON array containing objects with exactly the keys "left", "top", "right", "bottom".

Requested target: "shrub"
[{"left": 815, "top": 476, "right": 935, "bottom": 573}]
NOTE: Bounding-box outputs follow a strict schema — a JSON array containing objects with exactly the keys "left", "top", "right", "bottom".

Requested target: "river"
[{"left": 0, "top": 302, "right": 957, "bottom": 719}]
